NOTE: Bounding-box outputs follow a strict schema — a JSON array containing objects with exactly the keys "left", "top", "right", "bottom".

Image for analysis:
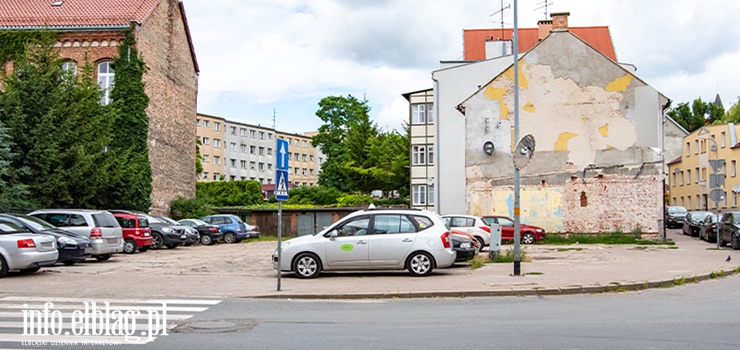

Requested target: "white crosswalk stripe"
[{"left": 0, "top": 296, "right": 221, "bottom": 347}]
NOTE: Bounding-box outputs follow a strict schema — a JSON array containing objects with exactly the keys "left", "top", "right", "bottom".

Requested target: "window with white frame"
[
  {"left": 214, "top": 156, "right": 221, "bottom": 165},
  {"left": 250, "top": 130, "right": 256, "bottom": 138},
  {"left": 97, "top": 61, "right": 114, "bottom": 105},
  {"left": 427, "top": 104, "right": 434, "bottom": 124},
  {"left": 732, "top": 160, "right": 737, "bottom": 177},
  {"left": 230, "top": 142, "right": 236, "bottom": 151},
  {"left": 61, "top": 61, "right": 77, "bottom": 77},
  {"left": 412, "top": 185, "right": 427, "bottom": 205},
  {"left": 230, "top": 126, "right": 236, "bottom": 135},
  {"left": 204, "top": 120, "right": 209, "bottom": 127},
  {"left": 428, "top": 185, "right": 435, "bottom": 205},
  {"left": 213, "top": 173, "right": 220, "bottom": 181},
  {"left": 241, "top": 144, "right": 247, "bottom": 153},
  {"left": 411, "top": 104, "right": 425, "bottom": 124},
  {"left": 196, "top": 119, "right": 201, "bottom": 126},
  {"left": 259, "top": 131, "right": 264, "bottom": 139},
  {"left": 412, "top": 145, "right": 426, "bottom": 165},
  {"left": 267, "top": 148, "right": 272, "bottom": 155},
  {"left": 250, "top": 146, "right": 256, "bottom": 154},
  {"left": 259, "top": 147, "right": 265, "bottom": 155},
  {"left": 268, "top": 133, "right": 273, "bottom": 139},
  {"left": 303, "top": 140, "right": 308, "bottom": 147},
  {"left": 230, "top": 159, "right": 236, "bottom": 167},
  {"left": 250, "top": 161, "right": 256, "bottom": 170},
  {"left": 240, "top": 160, "right": 247, "bottom": 169},
  {"left": 428, "top": 145, "right": 434, "bottom": 165},
  {"left": 214, "top": 122, "right": 221, "bottom": 131},
  {"left": 240, "top": 128, "right": 246, "bottom": 136},
  {"left": 202, "top": 137, "right": 209, "bottom": 145},
  {"left": 213, "top": 139, "right": 221, "bottom": 148},
  {"left": 202, "top": 154, "right": 209, "bottom": 162},
  {"left": 259, "top": 163, "right": 264, "bottom": 171},
  {"left": 203, "top": 172, "right": 209, "bottom": 179}
]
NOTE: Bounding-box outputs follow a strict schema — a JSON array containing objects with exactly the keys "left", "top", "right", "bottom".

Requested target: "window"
[
  {"left": 213, "top": 173, "right": 220, "bottom": 181},
  {"left": 303, "top": 140, "right": 308, "bottom": 147},
  {"left": 295, "top": 153, "right": 300, "bottom": 161},
  {"left": 427, "top": 104, "right": 434, "bottom": 124},
  {"left": 412, "top": 145, "right": 426, "bottom": 165},
  {"left": 197, "top": 119, "right": 201, "bottom": 126},
  {"left": 259, "top": 131, "right": 265, "bottom": 139},
  {"left": 268, "top": 133, "right": 273, "bottom": 140},
  {"left": 302, "top": 155, "right": 307, "bottom": 162},
  {"left": 335, "top": 217, "right": 371, "bottom": 236},
  {"left": 240, "top": 160, "right": 247, "bottom": 169},
  {"left": 258, "top": 163, "right": 265, "bottom": 171},
  {"left": 214, "top": 122, "right": 221, "bottom": 131},
  {"left": 259, "top": 147, "right": 265, "bottom": 155},
  {"left": 686, "top": 169, "right": 691, "bottom": 184},
  {"left": 302, "top": 168, "right": 307, "bottom": 175},
  {"left": 230, "top": 159, "right": 236, "bottom": 167},
  {"left": 203, "top": 172, "right": 209, "bottom": 179},
  {"left": 374, "top": 215, "right": 416, "bottom": 234},
  {"left": 250, "top": 161, "right": 256, "bottom": 170},
  {"left": 428, "top": 146, "right": 434, "bottom": 165},
  {"left": 250, "top": 130, "right": 256, "bottom": 138},
  {"left": 412, "top": 185, "right": 427, "bottom": 205},
  {"left": 214, "top": 156, "right": 221, "bottom": 165},
  {"left": 411, "top": 104, "right": 426, "bottom": 124},
  {"left": 267, "top": 163, "right": 272, "bottom": 170},
  {"left": 240, "top": 128, "right": 247, "bottom": 136},
  {"left": 241, "top": 144, "right": 247, "bottom": 153},
  {"left": 694, "top": 140, "right": 699, "bottom": 154},
  {"left": 202, "top": 154, "right": 209, "bottom": 162},
  {"left": 294, "top": 168, "right": 299, "bottom": 175},
  {"left": 428, "top": 185, "right": 435, "bottom": 205},
  {"left": 309, "top": 155, "right": 314, "bottom": 161},
  {"left": 97, "top": 61, "right": 114, "bottom": 105},
  {"left": 202, "top": 137, "right": 209, "bottom": 145},
  {"left": 230, "top": 142, "right": 236, "bottom": 151},
  {"left": 250, "top": 146, "right": 256, "bottom": 154},
  {"left": 696, "top": 167, "right": 700, "bottom": 183},
  {"left": 722, "top": 132, "right": 727, "bottom": 148},
  {"left": 61, "top": 61, "right": 77, "bottom": 77},
  {"left": 685, "top": 142, "right": 690, "bottom": 157},
  {"left": 267, "top": 148, "right": 273, "bottom": 155},
  {"left": 680, "top": 171, "right": 684, "bottom": 185},
  {"left": 213, "top": 139, "right": 221, "bottom": 148},
  {"left": 230, "top": 126, "right": 236, "bottom": 135},
  {"left": 204, "top": 120, "right": 209, "bottom": 127},
  {"left": 732, "top": 160, "right": 737, "bottom": 177}
]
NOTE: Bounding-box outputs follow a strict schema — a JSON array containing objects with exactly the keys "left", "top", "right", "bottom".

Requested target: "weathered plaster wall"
[{"left": 463, "top": 31, "right": 664, "bottom": 233}]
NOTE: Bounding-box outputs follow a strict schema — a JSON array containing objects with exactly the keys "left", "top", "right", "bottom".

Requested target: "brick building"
[{"left": 0, "top": 0, "right": 200, "bottom": 214}]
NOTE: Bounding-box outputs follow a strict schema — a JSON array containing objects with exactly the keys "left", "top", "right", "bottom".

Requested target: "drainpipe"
[{"left": 432, "top": 74, "right": 441, "bottom": 214}]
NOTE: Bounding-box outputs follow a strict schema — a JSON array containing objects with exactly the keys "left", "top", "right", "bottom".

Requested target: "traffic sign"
[
  {"left": 276, "top": 139, "right": 289, "bottom": 170},
  {"left": 710, "top": 188, "right": 726, "bottom": 203},
  {"left": 710, "top": 173, "right": 726, "bottom": 188},
  {"left": 275, "top": 169, "right": 289, "bottom": 201},
  {"left": 709, "top": 159, "right": 725, "bottom": 173}
]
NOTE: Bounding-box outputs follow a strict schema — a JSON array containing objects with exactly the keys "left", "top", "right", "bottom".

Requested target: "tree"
[
  {"left": 667, "top": 98, "right": 725, "bottom": 132},
  {"left": 312, "top": 95, "right": 375, "bottom": 192},
  {"left": 717, "top": 96, "right": 740, "bottom": 124},
  {"left": 0, "top": 120, "right": 33, "bottom": 210},
  {"left": 0, "top": 32, "right": 114, "bottom": 208},
  {"left": 103, "top": 28, "right": 152, "bottom": 211}
]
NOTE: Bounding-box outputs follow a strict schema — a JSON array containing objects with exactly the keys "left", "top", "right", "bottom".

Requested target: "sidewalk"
[{"left": 252, "top": 229, "right": 740, "bottom": 299}]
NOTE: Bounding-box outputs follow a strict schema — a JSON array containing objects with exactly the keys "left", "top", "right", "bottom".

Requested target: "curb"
[{"left": 245, "top": 268, "right": 740, "bottom": 300}]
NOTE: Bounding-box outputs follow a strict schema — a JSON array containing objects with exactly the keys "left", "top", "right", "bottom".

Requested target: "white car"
[
  {"left": 273, "top": 208, "right": 457, "bottom": 278},
  {"left": 442, "top": 215, "right": 492, "bottom": 248},
  {"left": 0, "top": 221, "right": 58, "bottom": 277}
]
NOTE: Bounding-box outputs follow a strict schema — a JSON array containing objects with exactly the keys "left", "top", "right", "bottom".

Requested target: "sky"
[{"left": 183, "top": 0, "right": 740, "bottom": 135}]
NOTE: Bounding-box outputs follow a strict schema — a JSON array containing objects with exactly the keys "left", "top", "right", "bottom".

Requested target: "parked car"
[
  {"left": 201, "top": 214, "right": 260, "bottom": 243},
  {"left": 450, "top": 233, "right": 477, "bottom": 262},
  {"left": 718, "top": 212, "right": 740, "bottom": 249},
  {"left": 177, "top": 219, "right": 223, "bottom": 245},
  {"left": 142, "top": 215, "right": 187, "bottom": 250},
  {"left": 683, "top": 211, "right": 712, "bottom": 237},
  {"left": 156, "top": 216, "right": 199, "bottom": 246},
  {"left": 665, "top": 206, "right": 688, "bottom": 229},
  {"left": 699, "top": 214, "right": 722, "bottom": 243},
  {"left": 0, "top": 221, "right": 58, "bottom": 277},
  {"left": 481, "top": 215, "right": 546, "bottom": 244},
  {"left": 273, "top": 208, "right": 457, "bottom": 278},
  {"left": 451, "top": 229, "right": 481, "bottom": 254},
  {"left": 112, "top": 212, "right": 153, "bottom": 254},
  {"left": 441, "top": 215, "right": 491, "bottom": 249},
  {"left": 29, "top": 209, "right": 123, "bottom": 261},
  {"left": 0, "top": 214, "right": 91, "bottom": 265}
]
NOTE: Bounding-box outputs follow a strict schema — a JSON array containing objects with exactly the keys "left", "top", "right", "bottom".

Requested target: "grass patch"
[
  {"left": 672, "top": 276, "right": 686, "bottom": 286},
  {"left": 468, "top": 255, "right": 491, "bottom": 270},
  {"left": 524, "top": 272, "right": 543, "bottom": 275},
  {"left": 556, "top": 247, "right": 584, "bottom": 252},
  {"left": 492, "top": 248, "right": 531, "bottom": 263},
  {"left": 247, "top": 236, "right": 278, "bottom": 242},
  {"left": 710, "top": 270, "right": 727, "bottom": 279},
  {"left": 707, "top": 248, "right": 722, "bottom": 251},
  {"left": 541, "top": 231, "right": 675, "bottom": 245}
]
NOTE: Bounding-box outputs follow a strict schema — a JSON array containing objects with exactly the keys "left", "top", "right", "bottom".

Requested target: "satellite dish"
[{"left": 513, "top": 134, "right": 535, "bottom": 170}]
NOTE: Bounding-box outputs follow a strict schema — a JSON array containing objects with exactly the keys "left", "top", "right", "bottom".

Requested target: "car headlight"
[
  {"left": 162, "top": 227, "right": 174, "bottom": 233},
  {"left": 460, "top": 242, "right": 471, "bottom": 249},
  {"left": 536, "top": 229, "right": 544, "bottom": 232},
  {"left": 57, "top": 236, "right": 76, "bottom": 245}
]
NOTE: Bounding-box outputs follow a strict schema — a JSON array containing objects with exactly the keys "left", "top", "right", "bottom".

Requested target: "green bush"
[
  {"left": 170, "top": 196, "right": 215, "bottom": 220},
  {"left": 286, "top": 185, "right": 343, "bottom": 205},
  {"left": 337, "top": 193, "right": 374, "bottom": 206},
  {"left": 196, "top": 180, "right": 263, "bottom": 207}
]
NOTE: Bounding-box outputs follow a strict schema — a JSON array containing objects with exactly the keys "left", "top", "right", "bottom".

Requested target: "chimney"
[
  {"left": 537, "top": 19, "right": 552, "bottom": 40},
  {"left": 551, "top": 12, "right": 570, "bottom": 30}
]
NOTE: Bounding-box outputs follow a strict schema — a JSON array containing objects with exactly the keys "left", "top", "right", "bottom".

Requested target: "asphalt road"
[{"left": 19, "top": 272, "right": 733, "bottom": 350}]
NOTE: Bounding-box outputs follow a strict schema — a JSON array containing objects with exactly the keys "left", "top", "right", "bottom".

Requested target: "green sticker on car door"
[{"left": 340, "top": 243, "right": 354, "bottom": 251}]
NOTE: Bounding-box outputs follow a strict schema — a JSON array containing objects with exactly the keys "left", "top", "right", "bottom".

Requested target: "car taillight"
[
  {"left": 209, "top": 227, "right": 218, "bottom": 232},
  {"left": 441, "top": 231, "right": 451, "bottom": 249},
  {"left": 90, "top": 227, "right": 103, "bottom": 238},
  {"left": 17, "top": 239, "right": 36, "bottom": 248},
  {"left": 237, "top": 228, "right": 242, "bottom": 233},
  {"left": 479, "top": 226, "right": 491, "bottom": 233}
]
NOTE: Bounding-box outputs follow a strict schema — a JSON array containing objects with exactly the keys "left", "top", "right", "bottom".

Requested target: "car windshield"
[
  {"left": 668, "top": 207, "right": 687, "bottom": 214},
  {"left": 183, "top": 219, "right": 207, "bottom": 226},
  {"left": 16, "top": 215, "right": 56, "bottom": 230},
  {"left": 0, "top": 221, "right": 27, "bottom": 233},
  {"left": 157, "top": 216, "right": 179, "bottom": 225},
  {"left": 691, "top": 212, "right": 710, "bottom": 220},
  {"left": 734, "top": 214, "right": 740, "bottom": 225}
]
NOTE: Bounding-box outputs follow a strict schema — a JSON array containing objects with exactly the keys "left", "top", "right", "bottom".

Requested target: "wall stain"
[
  {"left": 605, "top": 74, "right": 633, "bottom": 92},
  {"left": 555, "top": 132, "right": 579, "bottom": 151}
]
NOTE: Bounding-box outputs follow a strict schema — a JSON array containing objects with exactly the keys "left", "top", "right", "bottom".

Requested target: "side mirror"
[{"left": 328, "top": 230, "right": 338, "bottom": 238}]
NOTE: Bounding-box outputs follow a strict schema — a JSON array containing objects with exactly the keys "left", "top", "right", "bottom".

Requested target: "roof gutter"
[{"left": 0, "top": 25, "right": 130, "bottom": 31}]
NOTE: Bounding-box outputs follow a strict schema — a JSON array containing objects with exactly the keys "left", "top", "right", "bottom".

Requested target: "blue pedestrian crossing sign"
[
  {"left": 275, "top": 169, "right": 289, "bottom": 201},
  {"left": 276, "top": 139, "right": 289, "bottom": 170}
]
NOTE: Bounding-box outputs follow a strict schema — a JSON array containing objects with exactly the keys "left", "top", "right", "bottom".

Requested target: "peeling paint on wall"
[
  {"left": 467, "top": 185, "right": 565, "bottom": 232},
  {"left": 484, "top": 86, "right": 510, "bottom": 120},
  {"left": 555, "top": 132, "right": 578, "bottom": 151},
  {"left": 523, "top": 101, "right": 535, "bottom": 113},
  {"left": 605, "top": 75, "right": 633, "bottom": 92},
  {"left": 598, "top": 123, "right": 609, "bottom": 137},
  {"left": 503, "top": 61, "right": 529, "bottom": 89}
]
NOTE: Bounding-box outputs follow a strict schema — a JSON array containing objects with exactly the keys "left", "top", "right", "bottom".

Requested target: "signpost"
[{"left": 276, "top": 138, "right": 289, "bottom": 291}]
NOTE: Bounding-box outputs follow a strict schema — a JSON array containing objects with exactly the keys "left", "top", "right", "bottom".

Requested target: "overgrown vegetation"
[{"left": 541, "top": 231, "right": 675, "bottom": 245}]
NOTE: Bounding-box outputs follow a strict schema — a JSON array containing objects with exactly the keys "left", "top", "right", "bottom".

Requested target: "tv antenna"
[
  {"left": 534, "top": 0, "right": 553, "bottom": 19},
  {"left": 489, "top": 0, "right": 511, "bottom": 39}
]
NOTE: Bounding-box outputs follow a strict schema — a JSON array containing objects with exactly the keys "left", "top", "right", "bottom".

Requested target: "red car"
[
  {"left": 482, "top": 215, "right": 546, "bottom": 244},
  {"left": 112, "top": 213, "right": 153, "bottom": 254}
]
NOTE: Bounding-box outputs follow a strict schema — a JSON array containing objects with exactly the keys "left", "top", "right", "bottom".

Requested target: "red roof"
[
  {"left": 464, "top": 26, "right": 616, "bottom": 62},
  {"left": 0, "top": 0, "right": 160, "bottom": 28}
]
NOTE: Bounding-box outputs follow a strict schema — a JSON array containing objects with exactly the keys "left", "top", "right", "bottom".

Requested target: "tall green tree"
[
  {"left": 717, "top": 96, "right": 740, "bottom": 124},
  {"left": 312, "top": 95, "right": 374, "bottom": 192},
  {"left": 103, "top": 28, "right": 152, "bottom": 211},
  {"left": 0, "top": 120, "right": 33, "bottom": 209},
  {"left": 0, "top": 33, "right": 114, "bottom": 208},
  {"left": 667, "top": 98, "right": 725, "bottom": 132}
]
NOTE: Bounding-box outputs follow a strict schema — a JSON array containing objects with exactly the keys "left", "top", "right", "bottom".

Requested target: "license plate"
[
  {"left": 107, "top": 238, "right": 118, "bottom": 244},
  {"left": 84, "top": 248, "right": 92, "bottom": 254},
  {"left": 180, "top": 235, "right": 187, "bottom": 239}
]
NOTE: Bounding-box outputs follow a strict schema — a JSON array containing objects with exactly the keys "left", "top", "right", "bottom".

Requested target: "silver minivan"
[{"left": 29, "top": 209, "right": 123, "bottom": 261}]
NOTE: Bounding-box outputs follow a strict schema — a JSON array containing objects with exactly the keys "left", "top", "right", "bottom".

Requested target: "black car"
[
  {"left": 177, "top": 219, "right": 223, "bottom": 245},
  {"left": 683, "top": 211, "right": 712, "bottom": 237},
  {"left": 699, "top": 214, "right": 722, "bottom": 243},
  {"left": 142, "top": 215, "right": 187, "bottom": 249},
  {"left": 0, "top": 213, "right": 92, "bottom": 265},
  {"left": 666, "top": 206, "right": 688, "bottom": 229},
  {"left": 451, "top": 233, "right": 477, "bottom": 262},
  {"left": 719, "top": 212, "right": 740, "bottom": 249},
  {"left": 156, "top": 216, "right": 199, "bottom": 246}
]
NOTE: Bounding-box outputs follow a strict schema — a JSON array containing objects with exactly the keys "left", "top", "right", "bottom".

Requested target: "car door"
[
  {"left": 495, "top": 217, "right": 515, "bottom": 240},
  {"left": 324, "top": 216, "right": 370, "bottom": 268},
  {"left": 367, "top": 214, "right": 418, "bottom": 267},
  {"left": 720, "top": 213, "right": 732, "bottom": 243}
]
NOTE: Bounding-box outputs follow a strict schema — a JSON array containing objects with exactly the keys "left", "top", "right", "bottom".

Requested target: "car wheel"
[
  {"left": 522, "top": 232, "right": 536, "bottom": 245},
  {"left": 475, "top": 237, "right": 485, "bottom": 251},
  {"left": 407, "top": 252, "right": 434, "bottom": 276},
  {"left": 719, "top": 235, "right": 727, "bottom": 247},
  {"left": 95, "top": 254, "right": 111, "bottom": 261},
  {"left": 293, "top": 253, "right": 321, "bottom": 279},
  {"left": 0, "top": 255, "right": 7, "bottom": 278},
  {"left": 151, "top": 233, "right": 163, "bottom": 249},
  {"left": 62, "top": 261, "right": 75, "bottom": 266},
  {"left": 200, "top": 235, "right": 213, "bottom": 245},
  {"left": 733, "top": 235, "right": 740, "bottom": 250},
  {"left": 123, "top": 239, "right": 137, "bottom": 254},
  {"left": 166, "top": 243, "right": 179, "bottom": 249},
  {"left": 224, "top": 232, "right": 238, "bottom": 244},
  {"left": 19, "top": 267, "right": 41, "bottom": 274},
  {"left": 139, "top": 246, "right": 150, "bottom": 252}
]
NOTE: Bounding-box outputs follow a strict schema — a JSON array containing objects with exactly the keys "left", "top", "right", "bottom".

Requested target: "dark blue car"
[
  {"left": 0, "top": 214, "right": 92, "bottom": 265},
  {"left": 200, "top": 215, "right": 260, "bottom": 244}
]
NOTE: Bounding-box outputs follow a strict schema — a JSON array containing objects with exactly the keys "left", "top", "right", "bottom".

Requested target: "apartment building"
[
  {"left": 197, "top": 114, "right": 226, "bottom": 182},
  {"left": 403, "top": 89, "right": 435, "bottom": 210},
  {"left": 224, "top": 121, "right": 276, "bottom": 184},
  {"left": 276, "top": 132, "right": 319, "bottom": 187}
]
